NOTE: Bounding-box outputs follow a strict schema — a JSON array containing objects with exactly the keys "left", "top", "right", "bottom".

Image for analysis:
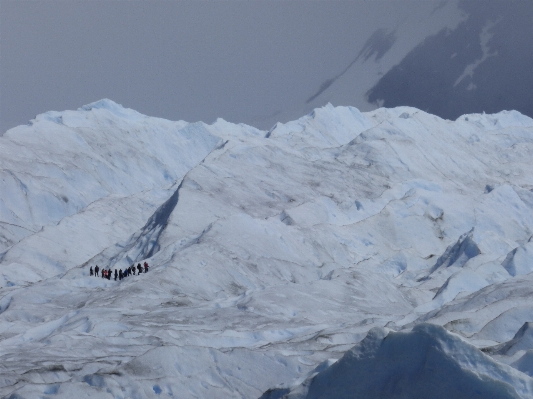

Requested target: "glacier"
[{"left": 1, "top": 99, "right": 533, "bottom": 398}]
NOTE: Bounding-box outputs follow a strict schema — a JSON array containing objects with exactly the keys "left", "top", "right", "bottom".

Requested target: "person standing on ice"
[
  {"left": 137, "top": 264, "right": 142, "bottom": 274},
  {"left": 90, "top": 266, "right": 93, "bottom": 276},
  {"left": 95, "top": 265, "right": 99, "bottom": 277},
  {"left": 114, "top": 269, "right": 118, "bottom": 281},
  {"left": 144, "top": 262, "right": 149, "bottom": 273}
]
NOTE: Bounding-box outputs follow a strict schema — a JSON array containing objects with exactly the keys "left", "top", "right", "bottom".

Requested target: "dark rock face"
[{"left": 367, "top": 0, "right": 533, "bottom": 120}]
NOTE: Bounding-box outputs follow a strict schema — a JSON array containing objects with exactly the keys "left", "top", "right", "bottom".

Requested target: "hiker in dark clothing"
[
  {"left": 114, "top": 269, "right": 118, "bottom": 281},
  {"left": 95, "top": 265, "right": 99, "bottom": 276},
  {"left": 144, "top": 262, "right": 149, "bottom": 273},
  {"left": 137, "top": 264, "right": 142, "bottom": 274},
  {"left": 132, "top": 266, "right": 136, "bottom": 275},
  {"left": 119, "top": 269, "right": 123, "bottom": 280},
  {"left": 90, "top": 266, "right": 93, "bottom": 276},
  {"left": 107, "top": 269, "right": 111, "bottom": 280}
]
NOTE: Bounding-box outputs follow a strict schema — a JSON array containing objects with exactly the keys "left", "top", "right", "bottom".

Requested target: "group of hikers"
[{"left": 89, "top": 262, "right": 149, "bottom": 281}]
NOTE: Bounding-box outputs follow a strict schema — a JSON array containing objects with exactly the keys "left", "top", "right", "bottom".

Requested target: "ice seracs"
[
  {"left": 1, "top": 100, "right": 533, "bottom": 398},
  {"left": 263, "top": 324, "right": 533, "bottom": 399}
]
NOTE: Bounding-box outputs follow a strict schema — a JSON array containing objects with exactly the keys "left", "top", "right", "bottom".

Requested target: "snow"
[{"left": 1, "top": 100, "right": 533, "bottom": 398}]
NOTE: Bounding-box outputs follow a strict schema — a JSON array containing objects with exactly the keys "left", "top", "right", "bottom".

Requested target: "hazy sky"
[{"left": 1, "top": 1, "right": 531, "bottom": 133}]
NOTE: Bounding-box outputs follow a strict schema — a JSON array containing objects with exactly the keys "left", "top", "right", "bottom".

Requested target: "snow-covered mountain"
[{"left": 1, "top": 100, "right": 533, "bottom": 398}]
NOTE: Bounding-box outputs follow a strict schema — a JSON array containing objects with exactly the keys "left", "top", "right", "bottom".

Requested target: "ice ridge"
[{"left": 263, "top": 324, "right": 532, "bottom": 399}]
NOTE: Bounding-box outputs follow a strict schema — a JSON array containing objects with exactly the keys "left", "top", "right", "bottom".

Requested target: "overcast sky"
[{"left": 1, "top": 1, "right": 531, "bottom": 133}]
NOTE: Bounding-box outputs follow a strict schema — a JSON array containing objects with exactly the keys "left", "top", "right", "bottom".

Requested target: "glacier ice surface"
[{"left": 1, "top": 100, "right": 533, "bottom": 398}]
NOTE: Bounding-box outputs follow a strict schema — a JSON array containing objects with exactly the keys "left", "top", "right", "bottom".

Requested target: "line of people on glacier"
[{"left": 89, "top": 262, "right": 149, "bottom": 281}]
